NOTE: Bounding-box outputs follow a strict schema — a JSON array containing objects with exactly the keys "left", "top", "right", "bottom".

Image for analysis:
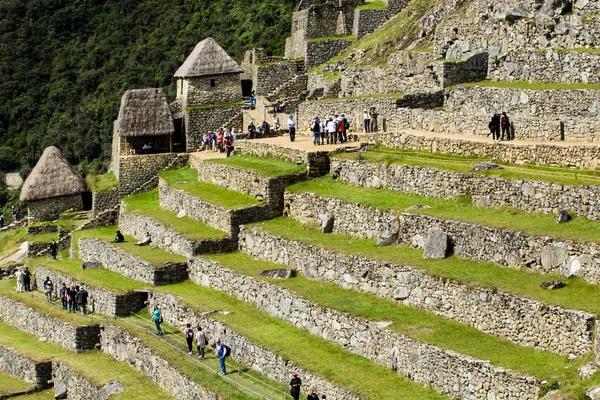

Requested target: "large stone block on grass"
[{"left": 423, "top": 228, "right": 448, "bottom": 259}]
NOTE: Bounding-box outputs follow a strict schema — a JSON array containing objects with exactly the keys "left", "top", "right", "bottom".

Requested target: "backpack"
[
  {"left": 224, "top": 344, "right": 231, "bottom": 357},
  {"left": 344, "top": 119, "right": 350, "bottom": 130}
]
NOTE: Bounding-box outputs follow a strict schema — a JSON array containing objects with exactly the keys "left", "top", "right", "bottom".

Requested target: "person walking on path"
[
  {"left": 15, "top": 268, "right": 24, "bottom": 292},
  {"left": 76, "top": 286, "right": 88, "bottom": 315},
  {"left": 312, "top": 116, "right": 321, "bottom": 146},
  {"left": 289, "top": 371, "right": 302, "bottom": 400},
  {"left": 184, "top": 323, "right": 194, "bottom": 354},
  {"left": 215, "top": 339, "right": 227, "bottom": 375},
  {"left": 288, "top": 115, "right": 296, "bottom": 142},
  {"left": 153, "top": 305, "right": 163, "bottom": 335},
  {"left": 49, "top": 240, "right": 58, "bottom": 260},
  {"left": 195, "top": 326, "right": 208, "bottom": 359},
  {"left": 43, "top": 277, "right": 54, "bottom": 302},
  {"left": 67, "top": 286, "right": 77, "bottom": 312},
  {"left": 22, "top": 267, "right": 31, "bottom": 292},
  {"left": 60, "top": 283, "right": 68, "bottom": 309},
  {"left": 489, "top": 113, "right": 501, "bottom": 142},
  {"left": 500, "top": 112, "right": 511, "bottom": 141},
  {"left": 363, "top": 109, "right": 371, "bottom": 133}
]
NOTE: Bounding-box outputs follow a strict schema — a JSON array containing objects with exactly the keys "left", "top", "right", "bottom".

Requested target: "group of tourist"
[
  {"left": 310, "top": 113, "right": 350, "bottom": 146},
  {"left": 41, "top": 276, "right": 89, "bottom": 314},
  {"left": 488, "top": 112, "right": 512, "bottom": 142},
  {"left": 202, "top": 128, "right": 237, "bottom": 157},
  {"left": 14, "top": 266, "right": 32, "bottom": 292}
]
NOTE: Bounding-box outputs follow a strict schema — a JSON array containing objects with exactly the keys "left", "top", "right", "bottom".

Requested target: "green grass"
[
  {"left": 357, "top": 0, "right": 388, "bottom": 10},
  {"left": 556, "top": 47, "right": 600, "bottom": 53},
  {"left": 457, "top": 79, "right": 600, "bottom": 91},
  {"left": 158, "top": 281, "right": 448, "bottom": 400},
  {"left": 206, "top": 153, "right": 306, "bottom": 178},
  {"left": 250, "top": 217, "right": 600, "bottom": 316},
  {"left": 123, "top": 189, "right": 228, "bottom": 241},
  {"left": 0, "top": 321, "right": 172, "bottom": 400},
  {"left": 86, "top": 171, "right": 118, "bottom": 192},
  {"left": 29, "top": 218, "right": 87, "bottom": 231},
  {"left": 306, "top": 92, "right": 404, "bottom": 103},
  {"left": 185, "top": 101, "right": 244, "bottom": 112},
  {"left": 0, "top": 228, "right": 26, "bottom": 261},
  {"left": 306, "top": 35, "right": 356, "bottom": 43},
  {"left": 160, "top": 166, "right": 261, "bottom": 209},
  {"left": 336, "top": 145, "right": 600, "bottom": 189},
  {"left": 27, "top": 232, "right": 58, "bottom": 243},
  {"left": 0, "top": 370, "right": 31, "bottom": 394},
  {"left": 15, "top": 390, "right": 55, "bottom": 399},
  {"left": 74, "top": 226, "right": 187, "bottom": 266},
  {"left": 206, "top": 252, "right": 580, "bottom": 381}
]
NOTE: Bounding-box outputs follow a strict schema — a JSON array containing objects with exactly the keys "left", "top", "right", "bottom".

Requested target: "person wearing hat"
[
  {"left": 289, "top": 371, "right": 302, "bottom": 400},
  {"left": 288, "top": 115, "right": 296, "bottom": 142}
]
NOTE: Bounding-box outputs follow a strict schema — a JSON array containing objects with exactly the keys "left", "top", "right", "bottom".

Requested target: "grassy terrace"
[
  {"left": 0, "top": 228, "right": 25, "bottom": 261},
  {"left": 123, "top": 189, "right": 228, "bottom": 241},
  {"left": 185, "top": 101, "right": 244, "bottom": 112},
  {"left": 205, "top": 153, "right": 306, "bottom": 178},
  {"left": 0, "top": 370, "right": 31, "bottom": 394},
  {"left": 86, "top": 171, "right": 118, "bottom": 192},
  {"left": 250, "top": 217, "right": 600, "bottom": 316},
  {"left": 160, "top": 166, "right": 261, "bottom": 209},
  {"left": 357, "top": 0, "right": 388, "bottom": 9},
  {"left": 456, "top": 79, "right": 600, "bottom": 91},
  {"left": 27, "top": 232, "right": 58, "bottom": 243},
  {"left": 0, "top": 321, "right": 172, "bottom": 400},
  {"left": 15, "top": 390, "right": 54, "bottom": 400},
  {"left": 206, "top": 252, "right": 580, "bottom": 381},
  {"left": 74, "top": 226, "right": 187, "bottom": 266},
  {"left": 29, "top": 218, "right": 87, "bottom": 231},
  {"left": 288, "top": 177, "right": 600, "bottom": 244}
]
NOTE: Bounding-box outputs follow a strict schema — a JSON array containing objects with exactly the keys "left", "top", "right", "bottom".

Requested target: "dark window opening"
[
  {"left": 210, "top": 79, "right": 216, "bottom": 87},
  {"left": 241, "top": 80, "right": 253, "bottom": 97}
]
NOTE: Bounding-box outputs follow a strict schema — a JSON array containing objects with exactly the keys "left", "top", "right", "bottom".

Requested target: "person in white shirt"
[
  {"left": 326, "top": 117, "right": 337, "bottom": 145},
  {"left": 288, "top": 115, "right": 296, "bottom": 142}
]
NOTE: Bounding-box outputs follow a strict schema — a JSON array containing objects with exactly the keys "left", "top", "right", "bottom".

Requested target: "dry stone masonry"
[
  {"left": 52, "top": 362, "right": 109, "bottom": 400},
  {"left": 118, "top": 153, "right": 189, "bottom": 197},
  {"left": 239, "top": 227, "right": 596, "bottom": 357},
  {"left": 0, "top": 345, "right": 52, "bottom": 390},
  {"left": 78, "top": 238, "right": 189, "bottom": 286}
]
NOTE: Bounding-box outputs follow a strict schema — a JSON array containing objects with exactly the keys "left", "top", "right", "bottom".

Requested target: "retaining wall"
[
  {"left": 52, "top": 362, "right": 101, "bottom": 399},
  {"left": 239, "top": 227, "right": 596, "bottom": 357},
  {"left": 78, "top": 238, "right": 188, "bottom": 286},
  {"left": 92, "top": 189, "right": 119, "bottom": 217},
  {"left": 0, "top": 296, "right": 100, "bottom": 353},
  {"left": 188, "top": 257, "right": 540, "bottom": 400},
  {"left": 0, "top": 345, "right": 52, "bottom": 390},
  {"left": 118, "top": 153, "right": 189, "bottom": 197}
]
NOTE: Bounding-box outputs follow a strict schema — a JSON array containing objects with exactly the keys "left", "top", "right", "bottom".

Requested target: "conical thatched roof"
[
  {"left": 174, "top": 38, "right": 243, "bottom": 78},
  {"left": 117, "top": 88, "right": 175, "bottom": 137},
  {"left": 20, "top": 146, "right": 87, "bottom": 202}
]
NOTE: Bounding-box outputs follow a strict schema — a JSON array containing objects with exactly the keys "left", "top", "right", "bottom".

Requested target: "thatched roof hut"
[
  {"left": 117, "top": 88, "right": 174, "bottom": 137},
  {"left": 20, "top": 146, "right": 87, "bottom": 202},
  {"left": 174, "top": 38, "right": 243, "bottom": 78}
]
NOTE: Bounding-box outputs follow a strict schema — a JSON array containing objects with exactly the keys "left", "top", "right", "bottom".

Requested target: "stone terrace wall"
[
  {"left": 118, "top": 153, "right": 189, "bottom": 197},
  {"left": 305, "top": 39, "right": 352, "bottom": 69},
  {"left": 27, "top": 194, "right": 83, "bottom": 223},
  {"left": 0, "top": 296, "right": 100, "bottom": 353},
  {"left": 148, "top": 291, "right": 361, "bottom": 400},
  {"left": 78, "top": 238, "right": 188, "bottom": 286},
  {"left": 284, "top": 191, "right": 600, "bottom": 284},
  {"left": 92, "top": 188, "right": 119, "bottom": 217},
  {"left": 34, "top": 266, "right": 147, "bottom": 317},
  {"left": 364, "top": 131, "right": 600, "bottom": 170},
  {"left": 186, "top": 106, "right": 243, "bottom": 152},
  {"left": 389, "top": 107, "right": 600, "bottom": 142},
  {"left": 158, "top": 184, "right": 276, "bottom": 240},
  {"left": 330, "top": 157, "right": 600, "bottom": 220},
  {"left": 119, "top": 212, "right": 236, "bottom": 257},
  {"left": 446, "top": 86, "right": 600, "bottom": 119},
  {"left": 0, "top": 345, "right": 52, "bottom": 390},
  {"left": 239, "top": 227, "right": 596, "bottom": 357},
  {"left": 52, "top": 362, "right": 101, "bottom": 400},
  {"left": 101, "top": 324, "right": 219, "bottom": 400},
  {"left": 188, "top": 257, "right": 540, "bottom": 400},
  {"left": 353, "top": 8, "right": 391, "bottom": 38}
]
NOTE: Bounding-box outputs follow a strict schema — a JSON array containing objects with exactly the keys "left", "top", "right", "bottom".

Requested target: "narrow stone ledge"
[
  {"left": 0, "top": 344, "right": 52, "bottom": 390},
  {"left": 239, "top": 226, "right": 596, "bottom": 358},
  {"left": 187, "top": 257, "right": 540, "bottom": 400},
  {"left": 34, "top": 266, "right": 147, "bottom": 317},
  {"left": 0, "top": 296, "right": 100, "bottom": 353},
  {"left": 78, "top": 238, "right": 188, "bottom": 286},
  {"left": 147, "top": 291, "right": 361, "bottom": 400}
]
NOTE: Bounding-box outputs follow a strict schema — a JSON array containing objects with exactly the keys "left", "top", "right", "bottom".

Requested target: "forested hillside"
[{"left": 0, "top": 0, "right": 295, "bottom": 178}]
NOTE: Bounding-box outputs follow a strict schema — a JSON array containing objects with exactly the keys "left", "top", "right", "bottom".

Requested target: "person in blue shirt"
[
  {"left": 215, "top": 339, "right": 227, "bottom": 375},
  {"left": 152, "top": 305, "right": 163, "bottom": 335}
]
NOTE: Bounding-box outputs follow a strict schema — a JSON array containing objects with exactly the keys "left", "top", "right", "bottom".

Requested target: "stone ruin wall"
[
  {"left": 0, "top": 345, "right": 52, "bottom": 390},
  {"left": 185, "top": 105, "right": 243, "bottom": 152},
  {"left": 306, "top": 39, "right": 353, "bottom": 69},
  {"left": 239, "top": 227, "right": 596, "bottom": 357},
  {"left": 91, "top": 188, "right": 119, "bottom": 216},
  {"left": 147, "top": 290, "right": 362, "bottom": 400},
  {"left": 188, "top": 256, "right": 541, "bottom": 400},
  {"left": 118, "top": 153, "right": 189, "bottom": 197},
  {"left": 180, "top": 74, "right": 242, "bottom": 107},
  {"left": 284, "top": 191, "right": 600, "bottom": 285},
  {"left": 250, "top": 61, "right": 301, "bottom": 96},
  {"left": 52, "top": 362, "right": 102, "bottom": 400},
  {"left": 27, "top": 194, "right": 83, "bottom": 222}
]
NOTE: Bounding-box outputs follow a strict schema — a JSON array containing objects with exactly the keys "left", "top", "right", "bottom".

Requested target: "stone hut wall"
[
  {"left": 284, "top": 191, "right": 600, "bottom": 284},
  {"left": 147, "top": 291, "right": 362, "bottom": 400},
  {"left": 52, "top": 362, "right": 101, "bottom": 400},
  {"left": 34, "top": 266, "right": 147, "bottom": 317},
  {"left": 0, "top": 345, "right": 52, "bottom": 390},
  {"left": 78, "top": 238, "right": 189, "bottom": 286},
  {"left": 118, "top": 153, "right": 189, "bottom": 197},
  {"left": 330, "top": 157, "right": 600, "bottom": 220},
  {"left": 100, "top": 324, "right": 220, "bottom": 400},
  {"left": 185, "top": 105, "right": 243, "bottom": 152},
  {"left": 91, "top": 188, "right": 119, "bottom": 217},
  {"left": 188, "top": 257, "right": 540, "bottom": 400},
  {"left": 0, "top": 296, "right": 100, "bottom": 353},
  {"left": 239, "top": 227, "right": 596, "bottom": 357},
  {"left": 181, "top": 74, "right": 242, "bottom": 107},
  {"left": 27, "top": 194, "right": 83, "bottom": 222}
]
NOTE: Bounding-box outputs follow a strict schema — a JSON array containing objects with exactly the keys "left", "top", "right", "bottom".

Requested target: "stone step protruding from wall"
[
  {"left": 147, "top": 291, "right": 362, "bottom": 400},
  {"left": 0, "top": 296, "right": 100, "bottom": 353},
  {"left": 0, "top": 344, "right": 52, "bottom": 390},
  {"left": 34, "top": 266, "right": 147, "bottom": 317},
  {"left": 188, "top": 256, "right": 540, "bottom": 400},
  {"left": 284, "top": 191, "right": 600, "bottom": 284},
  {"left": 78, "top": 238, "right": 189, "bottom": 286},
  {"left": 238, "top": 226, "right": 596, "bottom": 357}
]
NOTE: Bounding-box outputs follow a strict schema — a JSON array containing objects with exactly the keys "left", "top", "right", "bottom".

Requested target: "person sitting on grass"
[
  {"left": 135, "top": 232, "right": 152, "bottom": 246},
  {"left": 114, "top": 230, "right": 124, "bottom": 243}
]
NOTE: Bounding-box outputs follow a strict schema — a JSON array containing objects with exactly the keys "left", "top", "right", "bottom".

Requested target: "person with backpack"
[
  {"left": 153, "top": 305, "right": 163, "bottom": 335},
  {"left": 49, "top": 239, "right": 58, "bottom": 260},
  {"left": 288, "top": 115, "right": 296, "bottom": 142},
  {"left": 76, "top": 286, "right": 89, "bottom": 315},
  {"left": 67, "top": 285, "right": 77, "bottom": 312},
  {"left": 195, "top": 326, "right": 209, "bottom": 359},
  {"left": 500, "top": 112, "right": 511, "bottom": 141},
  {"left": 224, "top": 134, "right": 234, "bottom": 158},
  {"left": 289, "top": 371, "right": 302, "bottom": 400},
  {"left": 311, "top": 116, "right": 321, "bottom": 146},
  {"left": 184, "top": 323, "right": 194, "bottom": 354},
  {"left": 43, "top": 277, "right": 54, "bottom": 302},
  {"left": 60, "top": 283, "right": 68, "bottom": 309},
  {"left": 215, "top": 339, "right": 229, "bottom": 375},
  {"left": 338, "top": 113, "right": 349, "bottom": 143}
]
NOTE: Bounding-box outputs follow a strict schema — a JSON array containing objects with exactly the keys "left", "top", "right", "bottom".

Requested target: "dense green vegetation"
[{"left": 0, "top": 0, "right": 296, "bottom": 177}]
